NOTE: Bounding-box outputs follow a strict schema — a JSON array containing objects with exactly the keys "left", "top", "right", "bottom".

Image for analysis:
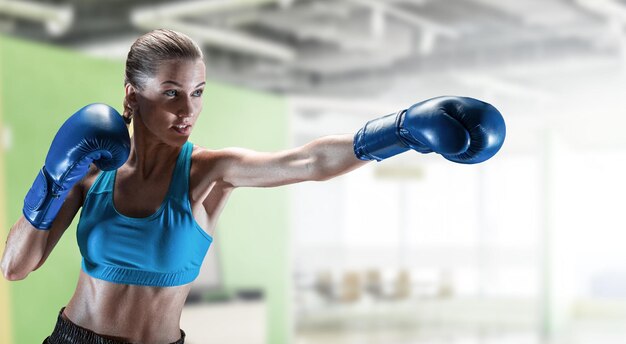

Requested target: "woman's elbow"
[
  {"left": 310, "top": 158, "right": 355, "bottom": 182},
  {"left": 1, "top": 264, "right": 29, "bottom": 281},
  {"left": 1, "top": 255, "right": 38, "bottom": 281},
  {"left": 310, "top": 166, "right": 338, "bottom": 182},
  {"left": 3, "top": 271, "right": 28, "bottom": 281}
]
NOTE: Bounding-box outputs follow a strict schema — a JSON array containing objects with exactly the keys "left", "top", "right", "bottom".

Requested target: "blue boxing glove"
[
  {"left": 353, "top": 96, "right": 506, "bottom": 164},
  {"left": 23, "top": 104, "right": 131, "bottom": 229}
]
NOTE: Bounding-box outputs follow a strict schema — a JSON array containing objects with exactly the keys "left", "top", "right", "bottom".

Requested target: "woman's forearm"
[
  {"left": 1, "top": 216, "right": 48, "bottom": 281},
  {"left": 307, "top": 133, "right": 370, "bottom": 181}
]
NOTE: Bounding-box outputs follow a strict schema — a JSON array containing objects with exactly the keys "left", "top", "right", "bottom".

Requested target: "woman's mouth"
[{"left": 172, "top": 124, "right": 192, "bottom": 135}]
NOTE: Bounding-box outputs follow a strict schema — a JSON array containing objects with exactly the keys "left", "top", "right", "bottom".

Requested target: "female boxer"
[{"left": 1, "top": 29, "right": 505, "bottom": 344}]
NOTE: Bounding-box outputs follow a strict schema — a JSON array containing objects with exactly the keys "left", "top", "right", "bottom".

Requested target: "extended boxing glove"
[
  {"left": 353, "top": 96, "right": 505, "bottom": 164},
  {"left": 23, "top": 103, "right": 131, "bottom": 229}
]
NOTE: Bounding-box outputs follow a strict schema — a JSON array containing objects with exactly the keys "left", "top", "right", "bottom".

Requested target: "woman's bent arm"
[{"left": 1, "top": 182, "right": 83, "bottom": 280}]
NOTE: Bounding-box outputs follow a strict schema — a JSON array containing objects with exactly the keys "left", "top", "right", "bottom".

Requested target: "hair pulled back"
[{"left": 123, "top": 29, "right": 203, "bottom": 124}]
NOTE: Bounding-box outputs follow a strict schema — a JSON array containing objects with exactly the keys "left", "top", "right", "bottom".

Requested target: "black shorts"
[{"left": 43, "top": 307, "right": 185, "bottom": 344}]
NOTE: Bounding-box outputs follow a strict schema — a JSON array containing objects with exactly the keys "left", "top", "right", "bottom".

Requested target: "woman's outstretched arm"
[
  {"left": 209, "top": 133, "right": 369, "bottom": 188},
  {"left": 204, "top": 96, "right": 506, "bottom": 189}
]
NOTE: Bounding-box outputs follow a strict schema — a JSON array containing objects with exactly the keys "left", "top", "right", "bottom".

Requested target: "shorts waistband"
[{"left": 45, "top": 307, "right": 185, "bottom": 344}]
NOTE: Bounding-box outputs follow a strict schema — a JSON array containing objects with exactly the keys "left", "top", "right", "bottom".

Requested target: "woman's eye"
[
  {"left": 192, "top": 89, "right": 203, "bottom": 97},
  {"left": 164, "top": 90, "right": 178, "bottom": 97}
]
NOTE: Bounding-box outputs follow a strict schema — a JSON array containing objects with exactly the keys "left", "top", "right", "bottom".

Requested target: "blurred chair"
[
  {"left": 364, "top": 268, "right": 384, "bottom": 299},
  {"left": 437, "top": 269, "right": 455, "bottom": 298},
  {"left": 391, "top": 269, "right": 412, "bottom": 300},
  {"left": 313, "top": 270, "right": 335, "bottom": 302},
  {"left": 340, "top": 271, "right": 362, "bottom": 303}
]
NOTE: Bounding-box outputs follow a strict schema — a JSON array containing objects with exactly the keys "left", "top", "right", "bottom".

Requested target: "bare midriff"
[{"left": 62, "top": 270, "right": 191, "bottom": 344}]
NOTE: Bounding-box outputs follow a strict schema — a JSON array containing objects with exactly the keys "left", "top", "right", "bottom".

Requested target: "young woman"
[{"left": 1, "top": 29, "right": 505, "bottom": 344}]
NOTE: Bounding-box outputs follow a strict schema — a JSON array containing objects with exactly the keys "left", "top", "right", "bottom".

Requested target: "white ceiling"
[{"left": 2, "top": 0, "right": 626, "bottom": 105}]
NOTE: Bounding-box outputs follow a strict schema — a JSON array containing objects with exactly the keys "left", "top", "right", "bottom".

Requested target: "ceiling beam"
[
  {"left": 131, "top": 0, "right": 297, "bottom": 62},
  {"left": 0, "top": 0, "right": 73, "bottom": 36},
  {"left": 342, "top": 0, "right": 459, "bottom": 38}
]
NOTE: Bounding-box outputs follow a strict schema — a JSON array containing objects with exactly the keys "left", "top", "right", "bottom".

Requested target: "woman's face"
[{"left": 131, "top": 58, "right": 206, "bottom": 146}]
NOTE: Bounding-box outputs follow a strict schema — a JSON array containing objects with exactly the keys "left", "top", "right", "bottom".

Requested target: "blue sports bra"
[{"left": 77, "top": 141, "right": 213, "bottom": 287}]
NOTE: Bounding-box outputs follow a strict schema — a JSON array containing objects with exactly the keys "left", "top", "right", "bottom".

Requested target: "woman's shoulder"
[
  {"left": 190, "top": 144, "right": 225, "bottom": 174},
  {"left": 189, "top": 145, "right": 237, "bottom": 194},
  {"left": 190, "top": 144, "right": 246, "bottom": 168},
  {"left": 189, "top": 144, "right": 252, "bottom": 187},
  {"left": 191, "top": 144, "right": 259, "bottom": 164},
  {"left": 190, "top": 144, "right": 241, "bottom": 158}
]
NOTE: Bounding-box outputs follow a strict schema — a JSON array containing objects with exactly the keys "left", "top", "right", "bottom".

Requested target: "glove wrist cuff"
[
  {"left": 23, "top": 168, "right": 66, "bottom": 230},
  {"left": 353, "top": 110, "right": 411, "bottom": 161}
]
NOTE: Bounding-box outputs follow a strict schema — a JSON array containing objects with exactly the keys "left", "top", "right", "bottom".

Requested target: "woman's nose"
[{"left": 177, "top": 97, "right": 195, "bottom": 118}]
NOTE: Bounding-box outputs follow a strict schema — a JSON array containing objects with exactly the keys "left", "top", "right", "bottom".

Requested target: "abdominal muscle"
[{"left": 63, "top": 270, "right": 191, "bottom": 344}]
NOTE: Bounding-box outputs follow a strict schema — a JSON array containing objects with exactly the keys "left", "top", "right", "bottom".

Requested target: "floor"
[{"left": 295, "top": 322, "right": 626, "bottom": 344}]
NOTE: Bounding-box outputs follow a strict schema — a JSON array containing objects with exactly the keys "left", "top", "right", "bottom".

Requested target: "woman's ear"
[{"left": 125, "top": 84, "right": 138, "bottom": 110}]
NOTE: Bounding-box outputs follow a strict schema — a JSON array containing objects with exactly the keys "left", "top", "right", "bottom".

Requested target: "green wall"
[{"left": 0, "top": 35, "right": 289, "bottom": 344}]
